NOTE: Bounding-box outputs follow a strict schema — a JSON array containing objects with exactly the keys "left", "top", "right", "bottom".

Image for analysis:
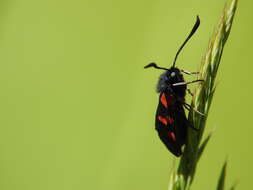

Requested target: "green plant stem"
[{"left": 168, "top": 0, "right": 238, "bottom": 189}]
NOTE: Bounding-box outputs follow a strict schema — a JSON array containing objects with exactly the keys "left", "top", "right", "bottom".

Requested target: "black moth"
[{"left": 145, "top": 16, "right": 203, "bottom": 157}]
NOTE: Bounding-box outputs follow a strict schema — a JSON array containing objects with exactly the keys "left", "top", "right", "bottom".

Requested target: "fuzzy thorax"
[{"left": 156, "top": 68, "right": 186, "bottom": 98}]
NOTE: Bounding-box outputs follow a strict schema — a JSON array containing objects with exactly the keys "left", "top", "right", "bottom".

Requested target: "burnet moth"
[{"left": 144, "top": 16, "right": 203, "bottom": 157}]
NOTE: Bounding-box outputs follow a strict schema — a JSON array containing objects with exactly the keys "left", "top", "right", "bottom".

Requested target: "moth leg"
[
  {"left": 180, "top": 69, "right": 199, "bottom": 75},
  {"left": 181, "top": 104, "right": 199, "bottom": 131},
  {"left": 183, "top": 103, "right": 205, "bottom": 116},
  {"left": 183, "top": 103, "right": 191, "bottom": 112},
  {"left": 172, "top": 79, "right": 204, "bottom": 87},
  {"left": 187, "top": 89, "right": 194, "bottom": 96}
]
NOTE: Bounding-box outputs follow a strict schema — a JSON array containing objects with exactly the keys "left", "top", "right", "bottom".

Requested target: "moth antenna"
[
  {"left": 172, "top": 15, "right": 200, "bottom": 68},
  {"left": 144, "top": 62, "right": 169, "bottom": 71}
]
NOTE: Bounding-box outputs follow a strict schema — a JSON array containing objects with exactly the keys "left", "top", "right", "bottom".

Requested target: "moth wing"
[{"left": 155, "top": 93, "right": 188, "bottom": 157}]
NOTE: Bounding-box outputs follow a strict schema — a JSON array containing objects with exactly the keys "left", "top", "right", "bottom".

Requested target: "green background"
[{"left": 0, "top": 0, "right": 251, "bottom": 189}]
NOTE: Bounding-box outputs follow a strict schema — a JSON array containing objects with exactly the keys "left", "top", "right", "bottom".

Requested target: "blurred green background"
[{"left": 0, "top": 0, "right": 250, "bottom": 189}]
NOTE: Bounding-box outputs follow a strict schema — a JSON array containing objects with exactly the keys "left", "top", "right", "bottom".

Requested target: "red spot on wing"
[
  {"left": 168, "top": 132, "right": 176, "bottom": 141},
  {"left": 158, "top": 116, "right": 174, "bottom": 126},
  {"left": 160, "top": 93, "right": 173, "bottom": 108},
  {"left": 167, "top": 116, "right": 174, "bottom": 125},
  {"left": 160, "top": 93, "right": 168, "bottom": 108},
  {"left": 158, "top": 116, "right": 167, "bottom": 125}
]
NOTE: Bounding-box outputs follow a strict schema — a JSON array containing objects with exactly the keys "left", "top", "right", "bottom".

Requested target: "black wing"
[{"left": 155, "top": 92, "right": 188, "bottom": 157}]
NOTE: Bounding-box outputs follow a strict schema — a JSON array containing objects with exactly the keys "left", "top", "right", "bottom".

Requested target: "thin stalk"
[{"left": 168, "top": 0, "right": 238, "bottom": 189}]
